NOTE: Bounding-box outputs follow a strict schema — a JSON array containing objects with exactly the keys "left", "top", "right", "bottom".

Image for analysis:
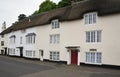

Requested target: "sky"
[{"left": 0, "top": 0, "right": 60, "bottom": 32}]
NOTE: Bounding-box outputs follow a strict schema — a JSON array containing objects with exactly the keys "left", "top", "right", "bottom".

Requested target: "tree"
[
  {"left": 57, "top": 0, "right": 71, "bottom": 8},
  {"left": 39, "top": 0, "right": 56, "bottom": 13},
  {"left": 32, "top": 10, "right": 39, "bottom": 15},
  {"left": 32, "top": 0, "right": 83, "bottom": 16},
  {"left": 57, "top": 0, "right": 82, "bottom": 8},
  {"left": 18, "top": 14, "right": 26, "bottom": 21}
]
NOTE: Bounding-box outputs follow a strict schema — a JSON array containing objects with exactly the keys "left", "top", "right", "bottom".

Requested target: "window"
[
  {"left": 50, "top": 51, "right": 60, "bottom": 61},
  {"left": 26, "top": 50, "right": 36, "bottom": 57},
  {"left": 20, "top": 37, "right": 22, "bottom": 44},
  {"left": 84, "top": 12, "right": 97, "bottom": 24},
  {"left": 50, "top": 34, "right": 60, "bottom": 44},
  {"left": 51, "top": 19, "right": 59, "bottom": 29},
  {"left": 1, "top": 41, "right": 4, "bottom": 46},
  {"left": 9, "top": 35, "right": 16, "bottom": 44},
  {"left": 86, "top": 30, "right": 101, "bottom": 43},
  {"left": 9, "top": 48, "right": 15, "bottom": 55},
  {"left": 1, "top": 35, "right": 4, "bottom": 38},
  {"left": 26, "top": 33, "right": 36, "bottom": 44},
  {"left": 86, "top": 52, "right": 102, "bottom": 64}
]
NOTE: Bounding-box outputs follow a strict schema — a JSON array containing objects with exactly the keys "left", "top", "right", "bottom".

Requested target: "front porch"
[{"left": 66, "top": 46, "right": 80, "bottom": 66}]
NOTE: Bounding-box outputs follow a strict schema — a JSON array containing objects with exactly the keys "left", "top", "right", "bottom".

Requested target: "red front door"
[{"left": 71, "top": 50, "right": 78, "bottom": 65}]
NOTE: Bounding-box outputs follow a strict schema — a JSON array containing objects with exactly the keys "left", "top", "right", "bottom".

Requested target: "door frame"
[
  {"left": 20, "top": 47, "right": 23, "bottom": 57},
  {"left": 66, "top": 46, "right": 80, "bottom": 66},
  {"left": 39, "top": 49, "right": 44, "bottom": 61}
]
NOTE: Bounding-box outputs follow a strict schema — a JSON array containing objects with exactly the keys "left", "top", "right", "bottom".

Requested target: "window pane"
[
  {"left": 89, "top": 14, "right": 92, "bottom": 24},
  {"left": 93, "top": 13, "right": 96, "bottom": 23},
  {"left": 91, "top": 32, "right": 94, "bottom": 42},
  {"left": 33, "top": 51, "right": 35, "bottom": 57},
  {"left": 34, "top": 35, "right": 35, "bottom": 43},
  {"left": 85, "top": 15, "right": 88, "bottom": 24},
  {"left": 86, "top": 32, "right": 90, "bottom": 42},
  {"left": 96, "top": 53, "right": 101, "bottom": 63},
  {"left": 91, "top": 52, "right": 95, "bottom": 63},
  {"left": 52, "top": 21, "right": 54, "bottom": 29},
  {"left": 93, "top": 31, "right": 96, "bottom": 42},
  {"left": 97, "top": 31, "right": 101, "bottom": 42},
  {"left": 86, "top": 52, "right": 90, "bottom": 62}
]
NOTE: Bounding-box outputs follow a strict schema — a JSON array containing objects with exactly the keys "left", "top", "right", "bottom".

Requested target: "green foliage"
[
  {"left": 32, "top": 0, "right": 83, "bottom": 16},
  {"left": 18, "top": 14, "right": 26, "bottom": 21},
  {"left": 39, "top": 0, "right": 56, "bottom": 13},
  {"left": 32, "top": 10, "right": 39, "bottom": 15},
  {"left": 57, "top": 0, "right": 71, "bottom": 8}
]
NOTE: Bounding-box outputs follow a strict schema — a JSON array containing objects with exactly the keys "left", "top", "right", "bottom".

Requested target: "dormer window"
[
  {"left": 51, "top": 19, "right": 59, "bottom": 29},
  {"left": 84, "top": 12, "right": 97, "bottom": 25},
  {"left": 9, "top": 35, "right": 16, "bottom": 44}
]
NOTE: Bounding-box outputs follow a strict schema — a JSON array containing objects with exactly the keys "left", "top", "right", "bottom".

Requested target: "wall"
[
  {"left": 2, "top": 13, "right": 120, "bottom": 66},
  {"left": 36, "top": 13, "right": 120, "bottom": 66}
]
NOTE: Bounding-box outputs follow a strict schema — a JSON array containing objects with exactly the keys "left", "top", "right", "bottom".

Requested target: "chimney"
[{"left": 2, "top": 21, "right": 6, "bottom": 31}]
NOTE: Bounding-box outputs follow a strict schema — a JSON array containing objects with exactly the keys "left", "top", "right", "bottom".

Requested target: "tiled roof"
[{"left": 1, "top": 0, "right": 120, "bottom": 34}]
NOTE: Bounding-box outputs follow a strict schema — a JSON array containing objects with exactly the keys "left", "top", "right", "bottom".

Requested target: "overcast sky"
[{"left": 0, "top": 0, "right": 60, "bottom": 32}]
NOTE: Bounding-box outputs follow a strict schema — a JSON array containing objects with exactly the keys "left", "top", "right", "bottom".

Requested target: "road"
[
  {"left": 0, "top": 55, "right": 120, "bottom": 77},
  {"left": 0, "top": 56, "right": 53, "bottom": 77}
]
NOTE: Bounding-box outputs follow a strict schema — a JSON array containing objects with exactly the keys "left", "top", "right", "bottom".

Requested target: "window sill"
[
  {"left": 85, "top": 62, "right": 102, "bottom": 65},
  {"left": 84, "top": 23, "right": 96, "bottom": 26},
  {"left": 86, "top": 42, "right": 102, "bottom": 44}
]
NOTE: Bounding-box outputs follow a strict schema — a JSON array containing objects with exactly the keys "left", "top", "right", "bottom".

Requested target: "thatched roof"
[{"left": 1, "top": 0, "right": 120, "bottom": 34}]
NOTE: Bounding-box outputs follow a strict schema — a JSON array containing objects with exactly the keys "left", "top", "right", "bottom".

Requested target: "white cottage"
[{"left": 1, "top": 0, "right": 120, "bottom": 66}]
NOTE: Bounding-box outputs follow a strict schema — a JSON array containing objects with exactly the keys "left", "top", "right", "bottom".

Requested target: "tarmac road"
[
  {"left": 0, "top": 55, "right": 120, "bottom": 77},
  {"left": 0, "top": 55, "right": 53, "bottom": 77}
]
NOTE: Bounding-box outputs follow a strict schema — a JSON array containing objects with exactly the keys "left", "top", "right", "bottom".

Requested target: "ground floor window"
[
  {"left": 50, "top": 51, "right": 60, "bottom": 61},
  {"left": 86, "top": 52, "right": 102, "bottom": 64},
  {"left": 9, "top": 48, "right": 15, "bottom": 55},
  {"left": 26, "top": 50, "right": 35, "bottom": 58}
]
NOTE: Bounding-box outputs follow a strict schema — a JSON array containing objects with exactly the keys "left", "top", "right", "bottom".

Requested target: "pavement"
[{"left": 0, "top": 55, "right": 120, "bottom": 77}]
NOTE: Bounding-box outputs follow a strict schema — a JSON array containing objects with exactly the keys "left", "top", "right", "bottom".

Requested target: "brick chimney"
[{"left": 2, "top": 21, "right": 6, "bottom": 31}]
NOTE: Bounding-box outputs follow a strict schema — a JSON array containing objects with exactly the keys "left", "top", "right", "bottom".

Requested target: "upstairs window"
[
  {"left": 50, "top": 34, "right": 60, "bottom": 44},
  {"left": 26, "top": 33, "right": 36, "bottom": 44},
  {"left": 1, "top": 41, "right": 4, "bottom": 46},
  {"left": 51, "top": 19, "right": 59, "bottom": 29},
  {"left": 1, "top": 35, "right": 4, "bottom": 38},
  {"left": 9, "top": 35, "right": 16, "bottom": 44},
  {"left": 84, "top": 12, "right": 97, "bottom": 25},
  {"left": 86, "top": 30, "right": 101, "bottom": 43}
]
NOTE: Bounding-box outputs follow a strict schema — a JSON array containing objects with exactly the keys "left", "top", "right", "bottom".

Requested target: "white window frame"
[
  {"left": 26, "top": 50, "right": 36, "bottom": 58},
  {"left": 85, "top": 52, "right": 102, "bottom": 65},
  {"left": 84, "top": 12, "right": 97, "bottom": 25},
  {"left": 50, "top": 34, "right": 60, "bottom": 44},
  {"left": 86, "top": 30, "right": 101, "bottom": 43},
  {"left": 26, "top": 34, "right": 36, "bottom": 44},
  {"left": 49, "top": 51, "right": 60, "bottom": 61},
  {"left": 9, "top": 48, "right": 15, "bottom": 55},
  {"left": 9, "top": 37, "right": 16, "bottom": 44},
  {"left": 51, "top": 19, "right": 59, "bottom": 29}
]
